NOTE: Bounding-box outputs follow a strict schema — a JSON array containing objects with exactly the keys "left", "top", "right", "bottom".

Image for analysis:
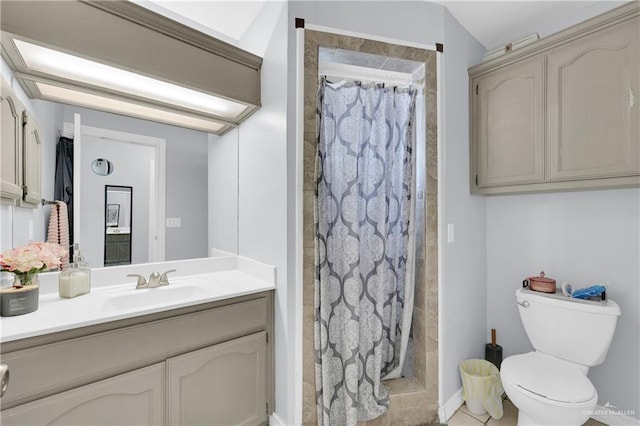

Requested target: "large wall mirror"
[
  {"left": 0, "top": 1, "right": 242, "bottom": 269},
  {"left": 66, "top": 105, "right": 229, "bottom": 268}
]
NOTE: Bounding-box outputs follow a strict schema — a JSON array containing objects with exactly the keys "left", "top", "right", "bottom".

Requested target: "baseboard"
[
  {"left": 439, "top": 387, "right": 464, "bottom": 422},
  {"left": 269, "top": 412, "right": 286, "bottom": 426},
  {"left": 590, "top": 405, "right": 640, "bottom": 426}
]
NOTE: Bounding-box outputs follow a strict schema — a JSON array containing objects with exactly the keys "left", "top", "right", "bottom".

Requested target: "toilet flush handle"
[{"left": 517, "top": 300, "right": 530, "bottom": 308}]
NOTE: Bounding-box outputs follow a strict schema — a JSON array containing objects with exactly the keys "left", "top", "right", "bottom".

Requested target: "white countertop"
[{"left": 0, "top": 256, "right": 275, "bottom": 343}]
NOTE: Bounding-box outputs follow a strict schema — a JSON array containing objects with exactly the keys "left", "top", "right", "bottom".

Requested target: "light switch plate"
[{"left": 166, "top": 218, "right": 181, "bottom": 228}]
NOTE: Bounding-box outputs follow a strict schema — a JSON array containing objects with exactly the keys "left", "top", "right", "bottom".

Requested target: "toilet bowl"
[
  {"left": 501, "top": 352, "right": 597, "bottom": 425},
  {"left": 502, "top": 288, "right": 621, "bottom": 426}
]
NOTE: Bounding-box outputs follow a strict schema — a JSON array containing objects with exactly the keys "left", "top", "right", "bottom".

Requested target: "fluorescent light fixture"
[
  {"left": 14, "top": 39, "right": 248, "bottom": 120},
  {"left": 36, "top": 82, "right": 225, "bottom": 134}
]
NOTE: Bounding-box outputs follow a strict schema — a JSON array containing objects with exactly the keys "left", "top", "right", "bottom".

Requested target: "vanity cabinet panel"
[
  {"left": 0, "top": 294, "right": 271, "bottom": 410},
  {"left": 167, "top": 331, "right": 268, "bottom": 426},
  {"left": 473, "top": 57, "right": 545, "bottom": 188},
  {"left": 1, "top": 78, "right": 24, "bottom": 204},
  {"left": 20, "top": 110, "right": 42, "bottom": 207},
  {"left": 1, "top": 363, "right": 164, "bottom": 426},
  {"left": 547, "top": 16, "right": 639, "bottom": 182}
]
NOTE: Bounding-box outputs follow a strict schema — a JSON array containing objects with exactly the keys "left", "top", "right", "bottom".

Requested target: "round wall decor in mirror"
[{"left": 91, "top": 158, "right": 114, "bottom": 176}]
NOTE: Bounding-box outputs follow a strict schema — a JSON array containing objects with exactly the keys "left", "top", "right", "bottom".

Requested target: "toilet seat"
[{"left": 501, "top": 352, "right": 596, "bottom": 404}]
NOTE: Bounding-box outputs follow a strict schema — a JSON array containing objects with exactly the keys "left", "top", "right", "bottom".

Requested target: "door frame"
[{"left": 67, "top": 119, "right": 166, "bottom": 263}]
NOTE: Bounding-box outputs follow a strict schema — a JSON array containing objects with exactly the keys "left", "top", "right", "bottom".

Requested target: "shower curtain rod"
[
  {"left": 319, "top": 61, "right": 424, "bottom": 87},
  {"left": 296, "top": 19, "right": 442, "bottom": 52}
]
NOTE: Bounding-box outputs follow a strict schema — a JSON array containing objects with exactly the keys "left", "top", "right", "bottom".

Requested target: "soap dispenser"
[{"left": 58, "top": 244, "right": 91, "bottom": 298}]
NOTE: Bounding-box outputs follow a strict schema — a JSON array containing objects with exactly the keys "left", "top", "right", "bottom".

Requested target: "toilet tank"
[{"left": 516, "top": 288, "right": 621, "bottom": 366}]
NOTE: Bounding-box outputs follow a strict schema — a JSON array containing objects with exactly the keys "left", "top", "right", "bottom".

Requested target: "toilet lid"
[{"left": 501, "top": 352, "right": 596, "bottom": 403}]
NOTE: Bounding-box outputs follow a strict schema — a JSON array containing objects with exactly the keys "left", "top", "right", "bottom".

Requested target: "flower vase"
[
  {"left": 0, "top": 272, "right": 40, "bottom": 317},
  {"left": 13, "top": 271, "right": 40, "bottom": 287}
]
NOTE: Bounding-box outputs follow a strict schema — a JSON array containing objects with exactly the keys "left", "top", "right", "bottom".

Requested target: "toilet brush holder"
[{"left": 485, "top": 329, "right": 503, "bottom": 369}]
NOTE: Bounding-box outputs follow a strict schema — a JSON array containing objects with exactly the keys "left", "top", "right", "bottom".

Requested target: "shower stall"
[{"left": 300, "top": 28, "right": 439, "bottom": 426}]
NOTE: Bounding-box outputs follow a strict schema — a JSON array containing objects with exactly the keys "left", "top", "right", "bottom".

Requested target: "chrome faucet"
[{"left": 128, "top": 270, "right": 176, "bottom": 289}]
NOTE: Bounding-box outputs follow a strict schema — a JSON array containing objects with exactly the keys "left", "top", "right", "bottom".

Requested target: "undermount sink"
[{"left": 100, "top": 284, "right": 211, "bottom": 313}]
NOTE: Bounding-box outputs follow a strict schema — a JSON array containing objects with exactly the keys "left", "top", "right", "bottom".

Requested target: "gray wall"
[
  {"left": 487, "top": 189, "right": 640, "bottom": 418},
  {"left": 440, "top": 9, "right": 487, "bottom": 404},
  {"left": 62, "top": 106, "right": 209, "bottom": 262}
]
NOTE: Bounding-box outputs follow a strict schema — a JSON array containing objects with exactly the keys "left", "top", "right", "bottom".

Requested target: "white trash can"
[{"left": 459, "top": 359, "right": 504, "bottom": 419}]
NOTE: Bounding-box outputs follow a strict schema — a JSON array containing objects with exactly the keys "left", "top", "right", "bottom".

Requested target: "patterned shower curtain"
[{"left": 314, "top": 78, "right": 417, "bottom": 424}]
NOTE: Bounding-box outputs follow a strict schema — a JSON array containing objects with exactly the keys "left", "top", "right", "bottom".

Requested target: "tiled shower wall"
[{"left": 302, "top": 30, "right": 439, "bottom": 425}]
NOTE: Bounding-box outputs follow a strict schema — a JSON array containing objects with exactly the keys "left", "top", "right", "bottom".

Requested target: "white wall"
[
  {"left": 487, "top": 190, "right": 640, "bottom": 418},
  {"left": 208, "top": 129, "right": 238, "bottom": 255},
  {"left": 237, "top": 1, "right": 292, "bottom": 423},
  {"left": 440, "top": 9, "right": 487, "bottom": 405}
]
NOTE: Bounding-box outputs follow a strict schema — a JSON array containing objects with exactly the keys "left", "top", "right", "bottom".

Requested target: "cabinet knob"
[{"left": 0, "top": 364, "right": 9, "bottom": 398}]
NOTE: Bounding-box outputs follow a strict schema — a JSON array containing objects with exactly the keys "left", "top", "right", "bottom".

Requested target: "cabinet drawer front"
[
  {"left": 167, "top": 331, "right": 267, "bottom": 426},
  {"left": 105, "top": 234, "right": 131, "bottom": 243},
  {"left": 475, "top": 57, "right": 546, "bottom": 188},
  {"left": 547, "top": 16, "right": 640, "bottom": 182},
  {"left": 1, "top": 297, "right": 268, "bottom": 408},
  {"left": 1, "top": 363, "right": 164, "bottom": 426}
]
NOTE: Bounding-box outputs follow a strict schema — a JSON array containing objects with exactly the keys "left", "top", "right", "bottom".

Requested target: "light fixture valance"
[{"left": 1, "top": 0, "right": 262, "bottom": 135}]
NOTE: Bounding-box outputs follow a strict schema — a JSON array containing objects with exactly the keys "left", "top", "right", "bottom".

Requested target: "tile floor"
[{"left": 447, "top": 396, "right": 606, "bottom": 426}]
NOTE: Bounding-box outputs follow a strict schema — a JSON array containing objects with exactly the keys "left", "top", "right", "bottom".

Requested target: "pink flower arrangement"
[{"left": 0, "top": 242, "right": 67, "bottom": 275}]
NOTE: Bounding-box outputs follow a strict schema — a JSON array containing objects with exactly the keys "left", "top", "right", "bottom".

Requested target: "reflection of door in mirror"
[
  {"left": 104, "top": 186, "right": 132, "bottom": 266},
  {"left": 75, "top": 116, "right": 166, "bottom": 268}
]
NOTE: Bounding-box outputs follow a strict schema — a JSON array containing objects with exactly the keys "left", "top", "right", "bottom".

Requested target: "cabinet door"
[
  {"left": 167, "top": 331, "right": 268, "bottom": 426},
  {"left": 474, "top": 57, "right": 545, "bottom": 188},
  {"left": 547, "top": 16, "right": 640, "bottom": 181},
  {"left": 1, "top": 79, "right": 24, "bottom": 204},
  {"left": 21, "top": 110, "right": 42, "bottom": 207},
  {"left": 1, "top": 363, "right": 164, "bottom": 426}
]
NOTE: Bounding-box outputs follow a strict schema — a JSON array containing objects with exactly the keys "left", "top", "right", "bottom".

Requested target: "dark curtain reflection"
[{"left": 54, "top": 136, "right": 74, "bottom": 251}]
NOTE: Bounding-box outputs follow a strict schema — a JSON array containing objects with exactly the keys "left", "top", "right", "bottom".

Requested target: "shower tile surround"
[{"left": 302, "top": 30, "right": 439, "bottom": 425}]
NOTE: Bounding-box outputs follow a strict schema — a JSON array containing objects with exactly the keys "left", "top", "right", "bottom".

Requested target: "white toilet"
[{"left": 501, "top": 287, "right": 621, "bottom": 426}]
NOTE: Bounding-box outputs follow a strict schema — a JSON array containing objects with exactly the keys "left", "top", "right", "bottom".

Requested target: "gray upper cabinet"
[
  {"left": 474, "top": 57, "right": 545, "bottom": 188},
  {"left": 20, "top": 110, "right": 42, "bottom": 207},
  {"left": 547, "top": 17, "right": 639, "bottom": 182},
  {"left": 0, "top": 78, "right": 42, "bottom": 208},
  {"left": 470, "top": 2, "right": 639, "bottom": 195},
  {"left": 1, "top": 78, "right": 24, "bottom": 204}
]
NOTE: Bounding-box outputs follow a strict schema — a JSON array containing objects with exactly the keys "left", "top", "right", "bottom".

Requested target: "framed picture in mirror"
[{"left": 106, "top": 204, "right": 120, "bottom": 227}]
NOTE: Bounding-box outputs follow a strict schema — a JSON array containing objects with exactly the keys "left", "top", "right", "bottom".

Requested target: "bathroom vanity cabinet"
[
  {"left": 0, "top": 78, "right": 42, "bottom": 208},
  {"left": 104, "top": 233, "right": 132, "bottom": 266},
  {"left": 469, "top": 2, "right": 639, "bottom": 195},
  {"left": 0, "top": 291, "right": 274, "bottom": 425}
]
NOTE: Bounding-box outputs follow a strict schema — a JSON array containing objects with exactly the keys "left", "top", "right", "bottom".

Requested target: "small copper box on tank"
[{"left": 523, "top": 271, "right": 556, "bottom": 293}]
